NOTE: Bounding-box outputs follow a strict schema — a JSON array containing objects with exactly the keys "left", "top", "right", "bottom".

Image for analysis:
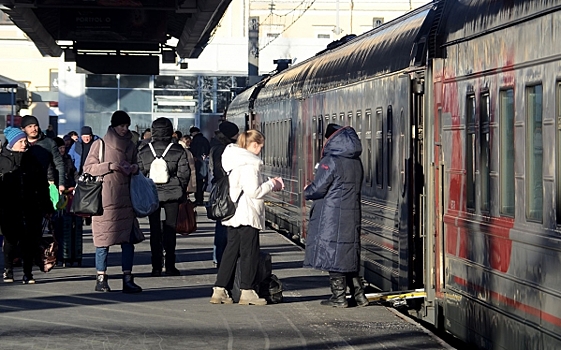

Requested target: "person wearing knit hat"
[
  {"left": 0, "top": 125, "right": 53, "bottom": 284},
  {"left": 20, "top": 114, "right": 66, "bottom": 194},
  {"left": 218, "top": 121, "right": 239, "bottom": 141},
  {"left": 4, "top": 127, "right": 27, "bottom": 150},
  {"left": 69, "top": 125, "right": 98, "bottom": 176},
  {"left": 111, "top": 110, "right": 131, "bottom": 128},
  {"left": 83, "top": 109, "right": 142, "bottom": 294}
]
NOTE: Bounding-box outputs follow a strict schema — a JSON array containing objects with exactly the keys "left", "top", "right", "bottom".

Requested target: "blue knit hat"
[{"left": 4, "top": 126, "right": 26, "bottom": 149}]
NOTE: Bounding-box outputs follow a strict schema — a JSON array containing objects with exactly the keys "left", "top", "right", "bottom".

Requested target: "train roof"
[
  {"left": 438, "top": 0, "right": 561, "bottom": 48},
  {"left": 255, "top": 2, "right": 438, "bottom": 103}
]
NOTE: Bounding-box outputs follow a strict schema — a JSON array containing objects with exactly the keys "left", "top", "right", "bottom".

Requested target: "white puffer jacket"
[{"left": 221, "top": 143, "right": 274, "bottom": 230}]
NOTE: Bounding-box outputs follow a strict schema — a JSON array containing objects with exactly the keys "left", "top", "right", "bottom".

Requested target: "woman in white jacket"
[{"left": 210, "top": 129, "right": 283, "bottom": 305}]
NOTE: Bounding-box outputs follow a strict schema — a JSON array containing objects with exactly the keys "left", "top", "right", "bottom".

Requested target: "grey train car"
[{"left": 226, "top": 1, "right": 561, "bottom": 348}]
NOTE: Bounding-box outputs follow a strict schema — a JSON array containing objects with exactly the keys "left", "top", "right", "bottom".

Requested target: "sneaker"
[
  {"left": 22, "top": 275, "right": 36, "bottom": 284},
  {"left": 151, "top": 269, "right": 162, "bottom": 277},
  {"left": 164, "top": 267, "right": 181, "bottom": 276},
  {"left": 3, "top": 269, "right": 14, "bottom": 283},
  {"left": 239, "top": 289, "right": 267, "bottom": 305}
]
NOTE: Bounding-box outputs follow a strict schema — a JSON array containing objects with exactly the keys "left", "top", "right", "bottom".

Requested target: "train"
[{"left": 225, "top": 0, "right": 561, "bottom": 349}]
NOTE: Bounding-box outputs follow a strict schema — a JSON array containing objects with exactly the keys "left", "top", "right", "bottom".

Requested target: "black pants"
[
  {"left": 215, "top": 225, "right": 260, "bottom": 290},
  {"left": 148, "top": 201, "right": 179, "bottom": 270},
  {"left": 3, "top": 221, "right": 41, "bottom": 276},
  {"left": 195, "top": 175, "right": 206, "bottom": 204}
]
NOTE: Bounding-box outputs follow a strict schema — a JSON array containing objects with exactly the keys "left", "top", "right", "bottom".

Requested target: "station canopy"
[{"left": 0, "top": 0, "right": 233, "bottom": 74}]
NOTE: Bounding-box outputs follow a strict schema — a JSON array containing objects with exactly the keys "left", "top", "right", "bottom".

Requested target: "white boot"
[
  {"left": 210, "top": 287, "right": 233, "bottom": 304},
  {"left": 239, "top": 289, "right": 267, "bottom": 305}
]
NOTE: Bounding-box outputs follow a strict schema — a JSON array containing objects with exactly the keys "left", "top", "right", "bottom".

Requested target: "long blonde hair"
[{"left": 237, "top": 129, "right": 265, "bottom": 149}]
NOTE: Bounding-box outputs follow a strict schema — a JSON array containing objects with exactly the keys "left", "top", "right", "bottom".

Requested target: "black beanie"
[
  {"left": 54, "top": 137, "right": 65, "bottom": 148},
  {"left": 325, "top": 123, "right": 342, "bottom": 139},
  {"left": 218, "top": 121, "right": 239, "bottom": 140},
  {"left": 110, "top": 110, "right": 131, "bottom": 127},
  {"left": 21, "top": 115, "right": 39, "bottom": 128}
]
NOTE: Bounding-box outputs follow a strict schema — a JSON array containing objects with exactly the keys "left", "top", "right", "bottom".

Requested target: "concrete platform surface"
[{"left": 0, "top": 207, "right": 449, "bottom": 350}]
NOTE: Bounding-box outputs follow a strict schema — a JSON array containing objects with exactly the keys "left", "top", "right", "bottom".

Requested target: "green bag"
[{"left": 49, "top": 183, "right": 59, "bottom": 211}]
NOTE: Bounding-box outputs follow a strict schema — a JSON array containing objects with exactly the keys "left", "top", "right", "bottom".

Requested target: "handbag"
[
  {"left": 130, "top": 224, "right": 145, "bottom": 244},
  {"left": 176, "top": 198, "right": 197, "bottom": 235},
  {"left": 130, "top": 172, "right": 159, "bottom": 217},
  {"left": 70, "top": 139, "right": 105, "bottom": 217},
  {"left": 35, "top": 218, "right": 58, "bottom": 273}
]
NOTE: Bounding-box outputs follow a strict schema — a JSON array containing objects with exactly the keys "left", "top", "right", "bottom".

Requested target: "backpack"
[
  {"left": 205, "top": 171, "right": 243, "bottom": 221},
  {"left": 148, "top": 143, "right": 173, "bottom": 184}
]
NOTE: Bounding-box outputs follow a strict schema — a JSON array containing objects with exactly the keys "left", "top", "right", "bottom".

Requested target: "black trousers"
[
  {"left": 195, "top": 175, "right": 206, "bottom": 204},
  {"left": 215, "top": 225, "right": 260, "bottom": 290},
  {"left": 148, "top": 201, "right": 179, "bottom": 270},
  {"left": 2, "top": 219, "right": 42, "bottom": 276}
]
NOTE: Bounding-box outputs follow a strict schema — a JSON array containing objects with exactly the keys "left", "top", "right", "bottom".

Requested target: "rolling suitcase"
[{"left": 55, "top": 212, "right": 83, "bottom": 267}]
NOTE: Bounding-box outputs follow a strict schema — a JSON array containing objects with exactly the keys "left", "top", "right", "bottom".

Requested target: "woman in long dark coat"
[{"left": 303, "top": 124, "right": 368, "bottom": 308}]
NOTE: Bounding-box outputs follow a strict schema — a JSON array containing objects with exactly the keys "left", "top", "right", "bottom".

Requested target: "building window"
[
  {"left": 526, "top": 84, "right": 543, "bottom": 222},
  {"left": 466, "top": 94, "right": 476, "bottom": 211},
  {"left": 480, "top": 92, "right": 490, "bottom": 212},
  {"left": 317, "top": 34, "right": 330, "bottom": 39},
  {"left": 499, "top": 89, "right": 515, "bottom": 216}
]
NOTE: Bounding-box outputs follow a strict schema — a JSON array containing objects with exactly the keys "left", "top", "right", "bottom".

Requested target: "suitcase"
[
  {"left": 54, "top": 212, "right": 83, "bottom": 267},
  {"left": 231, "top": 251, "right": 283, "bottom": 303}
]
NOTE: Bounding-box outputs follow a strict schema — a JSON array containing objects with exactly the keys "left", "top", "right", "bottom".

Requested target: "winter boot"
[
  {"left": 95, "top": 274, "right": 111, "bottom": 292},
  {"left": 122, "top": 273, "right": 142, "bottom": 294},
  {"left": 239, "top": 289, "right": 267, "bottom": 306},
  {"left": 3, "top": 268, "right": 13, "bottom": 283},
  {"left": 320, "top": 277, "right": 348, "bottom": 308},
  {"left": 209, "top": 287, "right": 234, "bottom": 304},
  {"left": 348, "top": 276, "right": 369, "bottom": 307}
]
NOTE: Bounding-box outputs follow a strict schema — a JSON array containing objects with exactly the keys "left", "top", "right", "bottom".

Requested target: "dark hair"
[
  {"left": 174, "top": 130, "right": 183, "bottom": 139},
  {"left": 67, "top": 131, "right": 78, "bottom": 137},
  {"left": 189, "top": 126, "right": 200, "bottom": 134}
]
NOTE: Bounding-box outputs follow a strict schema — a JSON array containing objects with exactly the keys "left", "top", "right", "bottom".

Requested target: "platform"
[{"left": 0, "top": 207, "right": 450, "bottom": 350}]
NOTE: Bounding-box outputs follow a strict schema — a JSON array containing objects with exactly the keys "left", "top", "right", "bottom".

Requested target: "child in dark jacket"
[{"left": 1, "top": 127, "right": 53, "bottom": 284}]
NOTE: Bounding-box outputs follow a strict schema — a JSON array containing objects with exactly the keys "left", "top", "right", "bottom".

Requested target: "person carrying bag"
[
  {"left": 71, "top": 139, "right": 105, "bottom": 216},
  {"left": 137, "top": 117, "right": 190, "bottom": 277}
]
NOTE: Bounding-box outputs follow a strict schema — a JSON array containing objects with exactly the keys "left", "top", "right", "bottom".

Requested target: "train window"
[
  {"left": 480, "top": 92, "right": 491, "bottom": 212},
  {"left": 365, "top": 109, "right": 373, "bottom": 186},
  {"left": 348, "top": 112, "right": 354, "bottom": 129},
  {"left": 356, "top": 111, "right": 362, "bottom": 139},
  {"left": 400, "top": 109, "right": 406, "bottom": 197},
  {"left": 557, "top": 83, "right": 561, "bottom": 225},
  {"left": 526, "top": 84, "right": 543, "bottom": 222},
  {"left": 375, "top": 107, "right": 384, "bottom": 188},
  {"left": 341, "top": 113, "right": 347, "bottom": 126},
  {"left": 333, "top": 113, "right": 338, "bottom": 123},
  {"left": 316, "top": 117, "right": 323, "bottom": 165},
  {"left": 312, "top": 117, "right": 317, "bottom": 167},
  {"left": 387, "top": 106, "right": 393, "bottom": 191},
  {"left": 499, "top": 89, "right": 515, "bottom": 217},
  {"left": 466, "top": 95, "right": 476, "bottom": 211}
]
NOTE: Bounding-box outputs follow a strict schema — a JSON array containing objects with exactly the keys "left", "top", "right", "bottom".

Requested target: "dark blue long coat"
[{"left": 303, "top": 127, "right": 363, "bottom": 273}]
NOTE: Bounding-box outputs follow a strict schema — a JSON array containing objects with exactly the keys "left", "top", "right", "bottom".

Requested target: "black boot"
[
  {"left": 95, "top": 274, "right": 111, "bottom": 292},
  {"left": 348, "top": 276, "right": 369, "bottom": 307},
  {"left": 122, "top": 273, "right": 142, "bottom": 294},
  {"left": 320, "top": 277, "right": 348, "bottom": 308}
]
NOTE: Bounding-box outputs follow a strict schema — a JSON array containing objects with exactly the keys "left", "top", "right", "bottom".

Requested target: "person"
[
  {"left": 210, "top": 129, "right": 283, "bottom": 305},
  {"left": 208, "top": 121, "right": 239, "bottom": 267},
  {"left": 173, "top": 130, "right": 182, "bottom": 143},
  {"left": 303, "top": 124, "right": 368, "bottom": 308},
  {"left": 131, "top": 130, "right": 140, "bottom": 146},
  {"left": 189, "top": 126, "right": 210, "bottom": 205},
  {"left": 138, "top": 128, "right": 151, "bottom": 149},
  {"left": 138, "top": 117, "right": 190, "bottom": 277},
  {"left": 21, "top": 115, "right": 65, "bottom": 194},
  {"left": 46, "top": 124, "right": 56, "bottom": 139},
  {"left": 178, "top": 135, "right": 197, "bottom": 195},
  {"left": 68, "top": 126, "right": 99, "bottom": 177},
  {"left": 54, "top": 137, "right": 76, "bottom": 189},
  {"left": 67, "top": 131, "right": 79, "bottom": 143},
  {"left": 62, "top": 135, "right": 73, "bottom": 155},
  {"left": 83, "top": 110, "right": 143, "bottom": 293},
  {"left": 1, "top": 127, "right": 53, "bottom": 284}
]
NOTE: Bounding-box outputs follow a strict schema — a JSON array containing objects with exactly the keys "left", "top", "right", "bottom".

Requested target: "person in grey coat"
[{"left": 303, "top": 124, "right": 368, "bottom": 308}]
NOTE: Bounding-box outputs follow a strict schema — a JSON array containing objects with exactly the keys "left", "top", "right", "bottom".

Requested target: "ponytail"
[{"left": 237, "top": 129, "right": 265, "bottom": 149}]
